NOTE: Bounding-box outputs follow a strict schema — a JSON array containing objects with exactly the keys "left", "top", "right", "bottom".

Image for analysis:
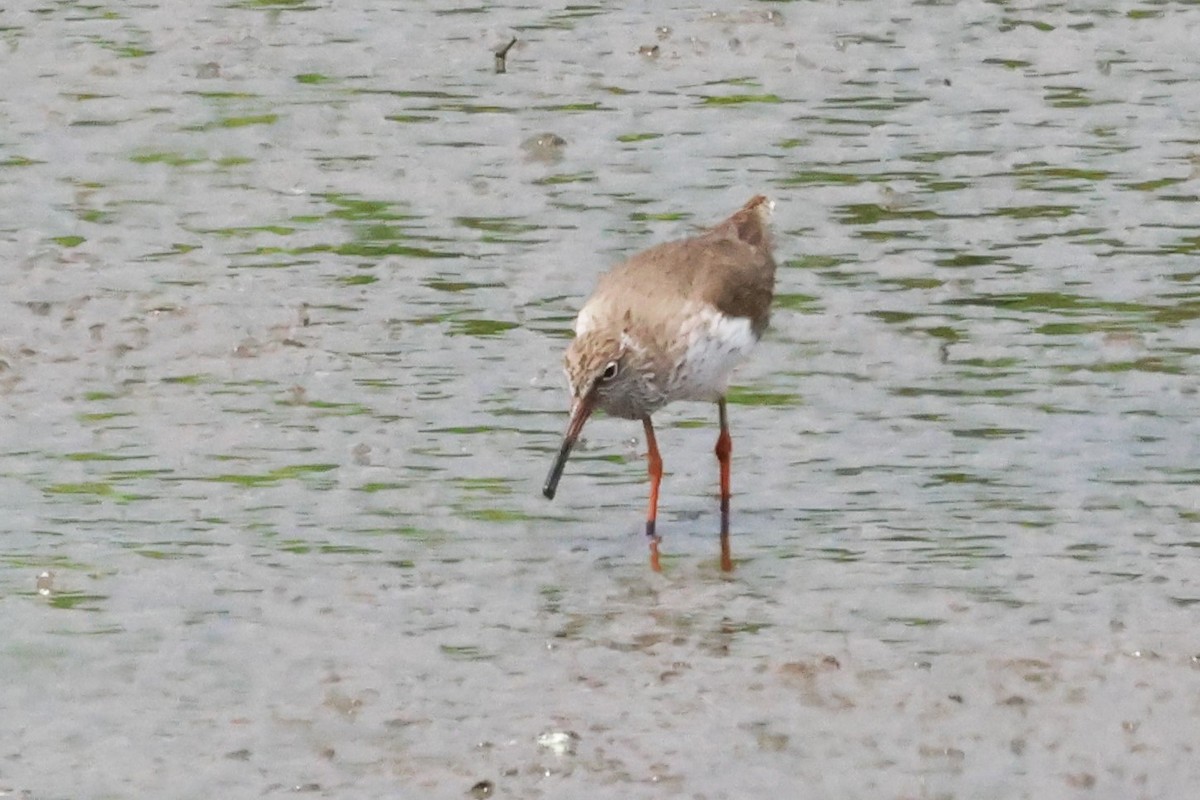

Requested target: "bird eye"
[{"left": 600, "top": 361, "right": 619, "bottom": 381}]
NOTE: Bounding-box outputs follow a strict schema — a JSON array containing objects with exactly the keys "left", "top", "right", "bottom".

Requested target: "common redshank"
[{"left": 542, "top": 195, "right": 776, "bottom": 571}]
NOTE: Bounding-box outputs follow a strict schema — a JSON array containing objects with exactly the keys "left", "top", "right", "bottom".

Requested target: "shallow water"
[{"left": 2, "top": 1, "right": 1199, "bottom": 798}]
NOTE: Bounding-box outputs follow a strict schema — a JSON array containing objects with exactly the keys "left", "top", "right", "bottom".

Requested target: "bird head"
[{"left": 543, "top": 330, "right": 631, "bottom": 500}]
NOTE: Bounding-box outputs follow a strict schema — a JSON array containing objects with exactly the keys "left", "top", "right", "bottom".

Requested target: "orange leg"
[
  {"left": 715, "top": 399, "right": 733, "bottom": 572},
  {"left": 643, "top": 416, "right": 663, "bottom": 572}
]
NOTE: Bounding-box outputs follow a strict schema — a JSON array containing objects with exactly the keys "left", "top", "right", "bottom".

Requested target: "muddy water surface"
[{"left": 2, "top": 2, "right": 1199, "bottom": 798}]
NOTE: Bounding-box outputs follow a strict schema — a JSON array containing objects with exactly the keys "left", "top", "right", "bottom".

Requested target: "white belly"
[{"left": 666, "top": 305, "right": 758, "bottom": 402}]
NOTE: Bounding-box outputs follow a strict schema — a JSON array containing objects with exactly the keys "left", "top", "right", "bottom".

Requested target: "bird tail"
[{"left": 726, "top": 195, "right": 774, "bottom": 252}]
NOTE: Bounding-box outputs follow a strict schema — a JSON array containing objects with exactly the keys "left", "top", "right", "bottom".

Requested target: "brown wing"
[{"left": 593, "top": 196, "right": 776, "bottom": 337}]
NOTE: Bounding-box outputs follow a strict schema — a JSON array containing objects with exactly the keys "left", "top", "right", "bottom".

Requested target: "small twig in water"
[{"left": 494, "top": 37, "right": 517, "bottom": 74}]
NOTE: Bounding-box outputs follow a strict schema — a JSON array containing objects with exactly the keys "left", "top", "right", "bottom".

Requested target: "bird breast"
[{"left": 664, "top": 304, "right": 758, "bottom": 402}]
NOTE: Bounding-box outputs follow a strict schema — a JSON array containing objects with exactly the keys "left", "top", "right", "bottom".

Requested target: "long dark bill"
[{"left": 542, "top": 396, "right": 594, "bottom": 500}]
